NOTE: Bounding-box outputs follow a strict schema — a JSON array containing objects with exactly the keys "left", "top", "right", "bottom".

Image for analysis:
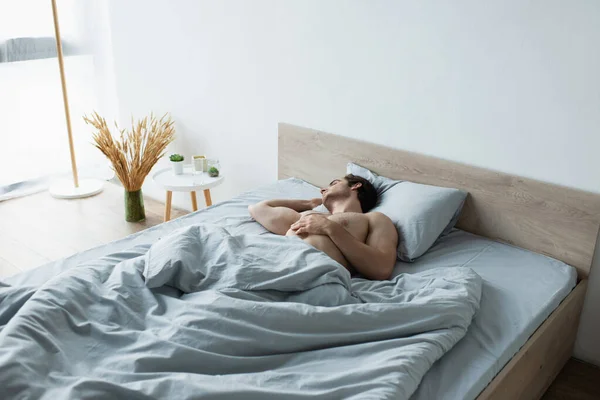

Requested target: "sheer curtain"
[{"left": 0, "top": 0, "right": 117, "bottom": 187}]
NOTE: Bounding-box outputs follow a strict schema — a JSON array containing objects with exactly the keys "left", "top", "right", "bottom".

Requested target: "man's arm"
[
  {"left": 248, "top": 198, "right": 321, "bottom": 235},
  {"left": 291, "top": 212, "right": 398, "bottom": 280},
  {"left": 326, "top": 213, "right": 397, "bottom": 280}
]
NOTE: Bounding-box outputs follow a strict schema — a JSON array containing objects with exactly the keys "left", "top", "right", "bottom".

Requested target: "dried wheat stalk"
[{"left": 84, "top": 112, "right": 175, "bottom": 191}]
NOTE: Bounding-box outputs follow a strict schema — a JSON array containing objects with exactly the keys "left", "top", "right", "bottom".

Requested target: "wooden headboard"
[{"left": 278, "top": 123, "right": 600, "bottom": 278}]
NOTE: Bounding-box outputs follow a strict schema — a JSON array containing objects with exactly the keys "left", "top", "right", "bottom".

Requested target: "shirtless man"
[{"left": 248, "top": 174, "right": 398, "bottom": 280}]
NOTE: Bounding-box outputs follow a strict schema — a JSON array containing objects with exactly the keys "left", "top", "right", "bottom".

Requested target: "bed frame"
[{"left": 278, "top": 123, "right": 600, "bottom": 400}]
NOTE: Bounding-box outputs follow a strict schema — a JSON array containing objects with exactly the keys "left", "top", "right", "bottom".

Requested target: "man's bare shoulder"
[
  {"left": 366, "top": 211, "right": 392, "bottom": 221},
  {"left": 366, "top": 212, "right": 396, "bottom": 229},
  {"left": 365, "top": 212, "right": 398, "bottom": 253}
]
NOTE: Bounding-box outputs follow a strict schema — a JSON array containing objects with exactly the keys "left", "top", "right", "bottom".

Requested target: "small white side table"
[{"left": 152, "top": 166, "right": 224, "bottom": 221}]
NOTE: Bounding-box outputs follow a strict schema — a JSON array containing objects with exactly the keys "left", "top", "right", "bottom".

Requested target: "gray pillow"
[
  {"left": 346, "top": 162, "right": 399, "bottom": 196},
  {"left": 345, "top": 162, "right": 467, "bottom": 262},
  {"left": 373, "top": 182, "right": 466, "bottom": 261}
]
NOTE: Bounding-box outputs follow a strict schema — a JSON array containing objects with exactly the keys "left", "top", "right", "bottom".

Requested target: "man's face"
[{"left": 320, "top": 178, "right": 352, "bottom": 204}]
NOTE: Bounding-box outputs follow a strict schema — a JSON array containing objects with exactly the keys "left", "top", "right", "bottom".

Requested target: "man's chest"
[
  {"left": 299, "top": 211, "right": 370, "bottom": 241},
  {"left": 328, "top": 212, "right": 370, "bottom": 242}
]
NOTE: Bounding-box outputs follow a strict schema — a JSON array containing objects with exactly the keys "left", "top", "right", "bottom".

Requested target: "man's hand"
[{"left": 290, "top": 214, "right": 332, "bottom": 235}]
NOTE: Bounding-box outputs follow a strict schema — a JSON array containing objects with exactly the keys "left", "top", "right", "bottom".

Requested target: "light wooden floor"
[
  {"left": 1, "top": 183, "right": 598, "bottom": 399},
  {"left": 0, "top": 182, "right": 186, "bottom": 278}
]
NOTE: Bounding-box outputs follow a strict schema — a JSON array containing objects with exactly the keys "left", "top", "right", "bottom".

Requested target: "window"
[{"left": 0, "top": 0, "right": 116, "bottom": 187}]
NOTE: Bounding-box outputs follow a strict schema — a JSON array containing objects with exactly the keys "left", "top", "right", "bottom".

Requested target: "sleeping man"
[{"left": 248, "top": 175, "right": 398, "bottom": 280}]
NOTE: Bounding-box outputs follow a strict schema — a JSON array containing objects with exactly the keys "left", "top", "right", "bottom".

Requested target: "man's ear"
[{"left": 350, "top": 182, "right": 362, "bottom": 191}]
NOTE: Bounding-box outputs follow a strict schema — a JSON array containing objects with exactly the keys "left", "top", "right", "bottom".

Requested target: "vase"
[
  {"left": 171, "top": 161, "right": 184, "bottom": 175},
  {"left": 124, "top": 189, "right": 145, "bottom": 222}
]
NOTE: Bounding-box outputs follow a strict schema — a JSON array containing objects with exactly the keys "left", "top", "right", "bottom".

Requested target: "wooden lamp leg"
[
  {"left": 51, "top": 0, "right": 78, "bottom": 188},
  {"left": 203, "top": 189, "right": 212, "bottom": 207},
  {"left": 164, "top": 191, "right": 172, "bottom": 222},
  {"left": 190, "top": 191, "right": 198, "bottom": 211}
]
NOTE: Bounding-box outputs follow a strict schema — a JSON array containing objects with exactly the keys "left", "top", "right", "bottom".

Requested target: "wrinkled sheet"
[{"left": 0, "top": 223, "right": 481, "bottom": 399}]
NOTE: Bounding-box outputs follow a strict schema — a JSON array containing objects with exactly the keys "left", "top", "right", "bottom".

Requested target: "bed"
[
  {"left": 1, "top": 123, "right": 598, "bottom": 399},
  {"left": 278, "top": 123, "right": 599, "bottom": 399}
]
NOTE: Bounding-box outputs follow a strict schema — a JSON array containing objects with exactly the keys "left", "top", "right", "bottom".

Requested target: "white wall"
[{"left": 107, "top": 1, "right": 600, "bottom": 365}]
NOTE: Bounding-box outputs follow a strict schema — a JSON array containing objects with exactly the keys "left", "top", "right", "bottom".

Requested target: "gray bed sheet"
[
  {"left": 3, "top": 178, "right": 576, "bottom": 399},
  {"left": 401, "top": 229, "right": 576, "bottom": 399}
]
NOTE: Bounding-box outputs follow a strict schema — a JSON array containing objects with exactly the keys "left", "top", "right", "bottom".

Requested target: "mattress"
[
  {"left": 5, "top": 178, "right": 577, "bottom": 399},
  {"left": 401, "top": 230, "right": 576, "bottom": 399}
]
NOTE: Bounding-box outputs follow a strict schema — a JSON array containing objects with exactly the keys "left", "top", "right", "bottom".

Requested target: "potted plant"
[
  {"left": 170, "top": 154, "right": 184, "bottom": 175},
  {"left": 207, "top": 159, "right": 220, "bottom": 177},
  {"left": 85, "top": 111, "right": 176, "bottom": 222},
  {"left": 208, "top": 166, "right": 219, "bottom": 177}
]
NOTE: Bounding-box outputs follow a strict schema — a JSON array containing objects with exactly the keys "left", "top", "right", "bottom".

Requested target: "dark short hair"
[{"left": 344, "top": 174, "right": 377, "bottom": 212}]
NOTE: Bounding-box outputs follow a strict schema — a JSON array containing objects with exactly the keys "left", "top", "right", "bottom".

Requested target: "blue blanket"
[{"left": 0, "top": 224, "right": 481, "bottom": 399}]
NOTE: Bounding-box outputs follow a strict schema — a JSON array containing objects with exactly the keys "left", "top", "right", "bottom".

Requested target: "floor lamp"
[{"left": 48, "top": 0, "right": 103, "bottom": 199}]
